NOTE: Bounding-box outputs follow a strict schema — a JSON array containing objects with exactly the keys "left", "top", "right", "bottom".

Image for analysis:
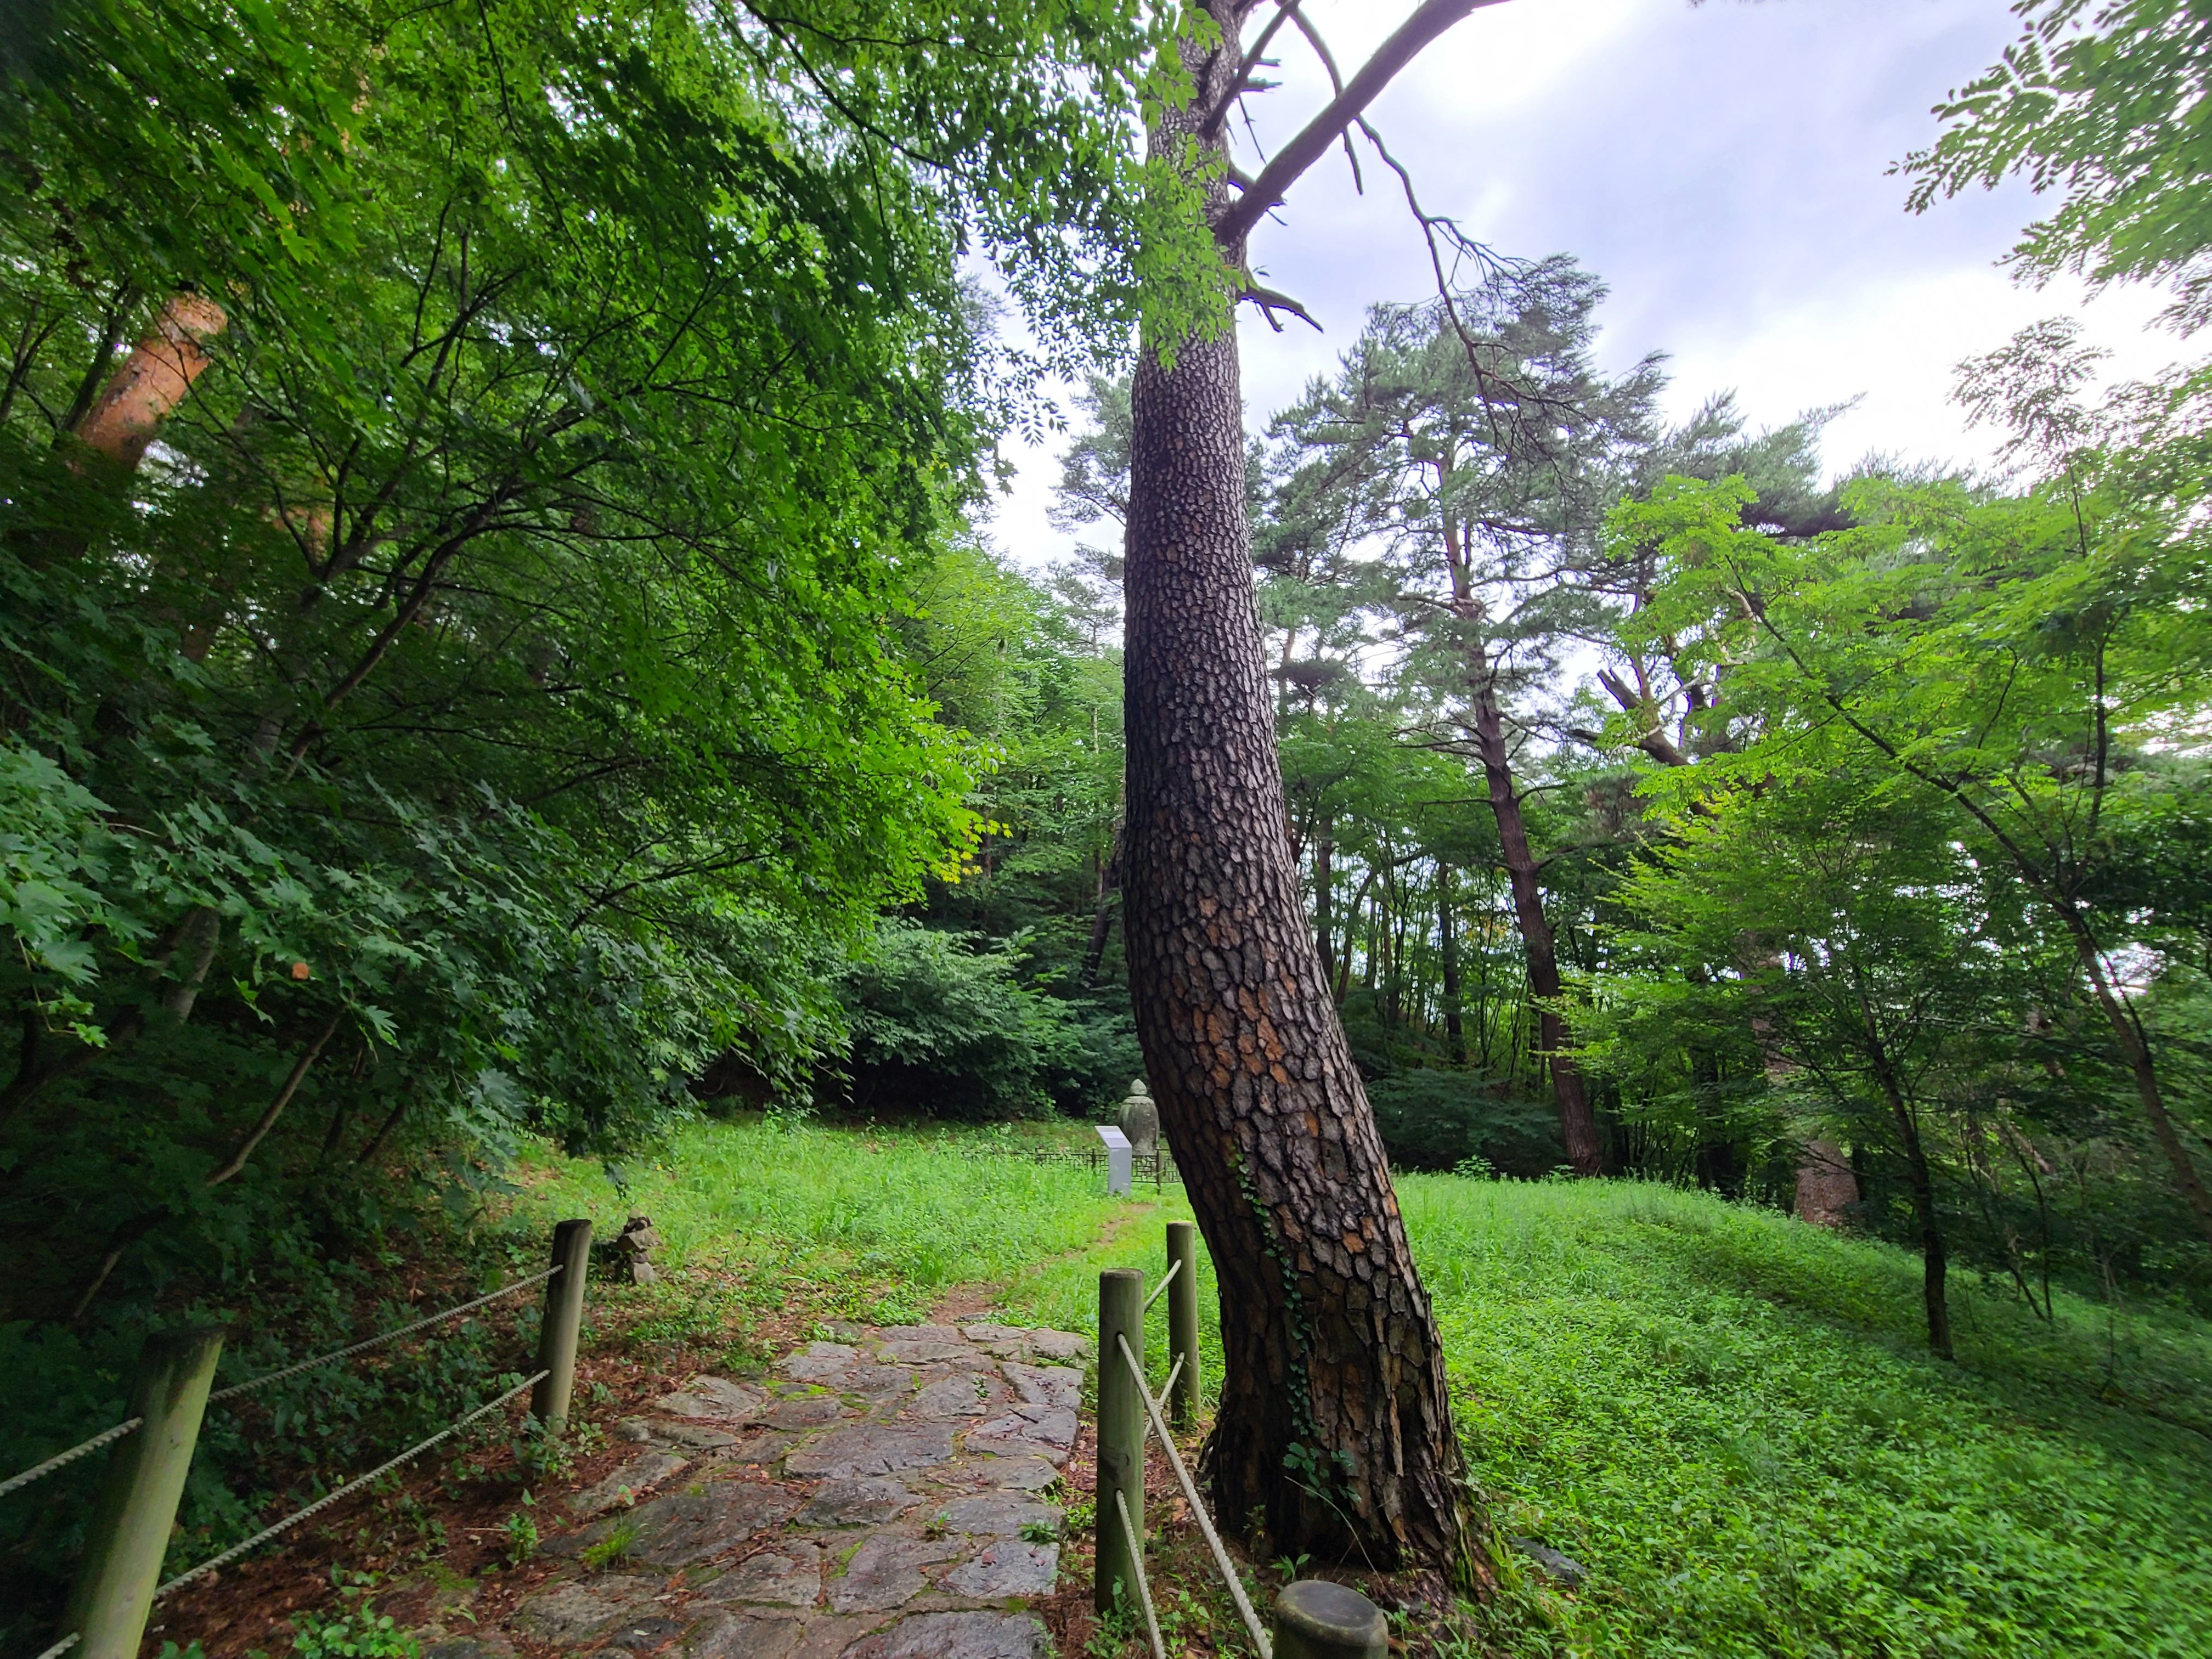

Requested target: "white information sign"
[{"left": 1095, "top": 1125, "right": 1133, "bottom": 1197}]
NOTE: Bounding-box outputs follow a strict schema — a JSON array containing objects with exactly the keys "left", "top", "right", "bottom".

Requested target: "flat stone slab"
[
  {"left": 943, "top": 1541, "right": 1058, "bottom": 1599},
  {"left": 909, "top": 1375, "right": 987, "bottom": 1419},
  {"left": 716, "top": 1429, "right": 797, "bottom": 1468},
  {"left": 569, "top": 1451, "right": 690, "bottom": 1517},
  {"left": 505, "top": 1321, "right": 1092, "bottom": 1659},
  {"left": 557, "top": 1481, "right": 798, "bottom": 1568},
  {"left": 933, "top": 1494, "right": 1059, "bottom": 1538},
  {"left": 656, "top": 1378, "right": 770, "bottom": 1421},
  {"left": 620, "top": 1417, "right": 743, "bottom": 1452},
  {"left": 709, "top": 1541, "right": 822, "bottom": 1607},
  {"left": 848, "top": 1365, "right": 914, "bottom": 1395},
  {"left": 795, "top": 1479, "right": 916, "bottom": 1528},
  {"left": 780, "top": 1342, "right": 859, "bottom": 1383},
  {"left": 761, "top": 1394, "right": 848, "bottom": 1430},
  {"left": 967, "top": 1404, "right": 1076, "bottom": 1463},
  {"left": 600, "top": 1611, "right": 693, "bottom": 1651},
  {"left": 825, "top": 1536, "right": 960, "bottom": 1613},
  {"left": 840, "top": 1611, "right": 1050, "bottom": 1659},
  {"left": 511, "top": 1576, "right": 660, "bottom": 1644},
  {"left": 687, "top": 1611, "right": 807, "bottom": 1659},
  {"left": 786, "top": 1425, "right": 954, "bottom": 1480},
  {"left": 1001, "top": 1364, "right": 1080, "bottom": 1412},
  {"left": 972, "top": 1455, "right": 1058, "bottom": 1492},
  {"left": 874, "top": 1338, "right": 978, "bottom": 1365}
]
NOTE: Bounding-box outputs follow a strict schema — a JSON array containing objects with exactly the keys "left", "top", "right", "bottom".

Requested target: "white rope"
[
  {"left": 33, "top": 1632, "right": 81, "bottom": 1659},
  {"left": 153, "top": 1370, "right": 547, "bottom": 1600},
  {"left": 1118, "top": 1333, "right": 1271, "bottom": 1659},
  {"left": 1142, "top": 1257, "right": 1181, "bottom": 1311},
  {"left": 1158, "top": 1352, "right": 1185, "bottom": 1412},
  {"left": 210, "top": 1266, "right": 560, "bottom": 1403},
  {"left": 1, "top": 1417, "right": 143, "bottom": 1500},
  {"left": 1111, "top": 1486, "right": 1167, "bottom": 1659},
  {"left": 3, "top": 1266, "right": 560, "bottom": 1500}
]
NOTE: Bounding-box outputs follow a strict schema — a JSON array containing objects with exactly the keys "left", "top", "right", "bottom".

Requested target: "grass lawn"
[
  {"left": 511, "top": 1118, "right": 1221, "bottom": 1397},
  {"left": 1410, "top": 1176, "right": 2212, "bottom": 1659},
  {"left": 515, "top": 1121, "right": 2212, "bottom": 1658}
]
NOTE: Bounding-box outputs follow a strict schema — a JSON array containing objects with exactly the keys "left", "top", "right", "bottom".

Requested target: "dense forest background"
[{"left": 4, "top": 0, "right": 2211, "bottom": 1642}]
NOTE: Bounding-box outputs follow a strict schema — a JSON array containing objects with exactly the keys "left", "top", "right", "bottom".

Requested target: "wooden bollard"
[
  {"left": 532, "top": 1218, "right": 593, "bottom": 1434},
  {"left": 1274, "top": 1578, "right": 1389, "bottom": 1658},
  {"left": 65, "top": 1325, "right": 225, "bottom": 1659},
  {"left": 1165, "top": 1221, "right": 1200, "bottom": 1430},
  {"left": 1094, "top": 1268, "right": 1144, "bottom": 1616}
]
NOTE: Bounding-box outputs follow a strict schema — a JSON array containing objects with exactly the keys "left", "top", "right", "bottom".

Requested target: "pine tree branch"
[{"left": 1212, "top": 0, "right": 1507, "bottom": 251}]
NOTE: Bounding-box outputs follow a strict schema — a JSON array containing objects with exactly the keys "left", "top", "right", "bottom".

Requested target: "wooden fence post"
[
  {"left": 1094, "top": 1267, "right": 1144, "bottom": 1617},
  {"left": 1165, "top": 1221, "right": 1200, "bottom": 1431},
  {"left": 531, "top": 1218, "right": 592, "bottom": 1434},
  {"left": 64, "top": 1325, "right": 225, "bottom": 1659}
]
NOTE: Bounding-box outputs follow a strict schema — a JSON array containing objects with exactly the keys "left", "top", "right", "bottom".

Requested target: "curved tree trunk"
[
  {"left": 1121, "top": 2, "right": 1477, "bottom": 1581},
  {"left": 1468, "top": 681, "right": 1602, "bottom": 1173}
]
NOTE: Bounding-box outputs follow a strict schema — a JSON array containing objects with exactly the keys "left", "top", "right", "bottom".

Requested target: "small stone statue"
[
  {"left": 616, "top": 1213, "right": 662, "bottom": 1285},
  {"left": 1116, "top": 1078, "right": 1159, "bottom": 1159}
]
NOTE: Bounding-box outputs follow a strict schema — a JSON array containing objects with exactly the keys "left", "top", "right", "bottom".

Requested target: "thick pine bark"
[
  {"left": 1121, "top": 4, "right": 1475, "bottom": 1581},
  {"left": 1468, "top": 682, "right": 1603, "bottom": 1174}
]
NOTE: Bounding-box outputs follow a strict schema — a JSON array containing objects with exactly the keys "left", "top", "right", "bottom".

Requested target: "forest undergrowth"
[
  {"left": 521, "top": 1123, "right": 2212, "bottom": 1659},
  {"left": 14, "top": 1121, "right": 2207, "bottom": 1658}
]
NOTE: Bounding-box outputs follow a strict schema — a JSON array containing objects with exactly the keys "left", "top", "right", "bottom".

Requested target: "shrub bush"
[
  {"left": 834, "top": 922, "right": 1128, "bottom": 1120},
  {"left": 1365, "top": 1069, "right": 1562, "bottom": 1176}
]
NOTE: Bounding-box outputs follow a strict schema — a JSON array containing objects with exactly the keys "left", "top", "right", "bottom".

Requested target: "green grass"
[
  {"left": 511, "top": 1118, "right": 1223, "bottom": 1394},
  {"left": 1409, "top": 1176, "right": 2212, "bottom": 1659},
  {"left": 514, "top": 1122, "right": 2212, "bottom": 1657}
]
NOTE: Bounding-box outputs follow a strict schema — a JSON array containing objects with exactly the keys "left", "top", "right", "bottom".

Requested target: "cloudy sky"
[{"left": 986, "top": 0, "right": 2180, "bottom": 568}]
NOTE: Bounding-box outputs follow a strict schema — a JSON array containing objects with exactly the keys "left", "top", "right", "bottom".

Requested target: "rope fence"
[
  {"left": 13, "top": 1217, "right": 594, "bottom": 1659},
  {"left": 155, "top": 1370, "right": 549, "bottom": 1601},
  {"left": 1, "top": 1264, "right": 563, "bottom": 1503},
  {"left": 0, "top": 1419, "right": 145, "bottom": 1502},
  {"left": 208, "top": 1265, "right": 561, "bottom": 1404},
  {"left": 1117, "top": 1330, "right": 1272, "bottom": 1658},
  {"left": 1096, "top": 1224, "right": 1391, "bottom": 1659}
]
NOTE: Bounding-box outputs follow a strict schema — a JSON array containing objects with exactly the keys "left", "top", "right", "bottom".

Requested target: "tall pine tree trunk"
[
  {"left": 1121, "top": 0, "right": 1476, "bottom": 1578},
  {"left": 1468, "top": 680, "right": 1603, "bottom": 1173}
]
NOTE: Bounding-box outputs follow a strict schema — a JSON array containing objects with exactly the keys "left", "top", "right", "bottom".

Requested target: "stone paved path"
[{"left": 416, "top": 1322, "right": 1090, "bottom": 1659}]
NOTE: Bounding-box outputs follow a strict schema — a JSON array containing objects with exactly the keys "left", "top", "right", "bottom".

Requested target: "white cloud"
[{"left": 988, "top": 0, "right": 2192, "bottom": 569}]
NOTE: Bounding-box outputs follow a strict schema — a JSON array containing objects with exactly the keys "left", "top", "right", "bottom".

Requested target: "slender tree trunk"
[
  {"left": 1438, "top": 862, "right": 1465, "bottom": 1065},
  {"left": 1333, "top": 869, "right": 1370, "bottom": 1006},
  {"left": 1081, "top": 821, "right": 1125, "bottom": 987},
  {"left": 1120, "top": 2, "right": 1475, "bottom": 1579},
  {"left": 1314, "top": 816, "right": 1335, "bottom": 989},
  {"left": 1890, "top": 1094, "right": 1953, "bottom": 1359},
  {"left": 2061, "top": 915, "right": 2212, "bottom": 1245},
  {"left": 1468, "top": 681, "right": 1601, "bottom": 1173}
]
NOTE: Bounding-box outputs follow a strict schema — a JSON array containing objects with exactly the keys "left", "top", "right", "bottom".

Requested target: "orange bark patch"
[{"left": 76, "top": 293, "right": 227, "bottom": 469}]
